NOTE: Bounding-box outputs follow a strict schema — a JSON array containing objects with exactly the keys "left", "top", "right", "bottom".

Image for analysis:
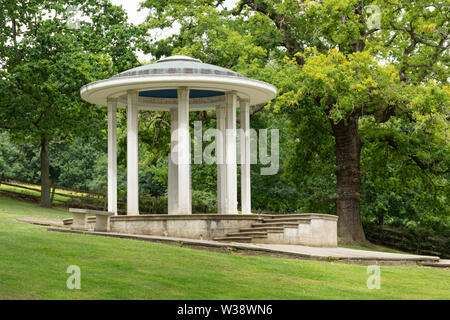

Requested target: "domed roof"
[
  {"left": 112, "top": 55, "right": 247, "bottom": 80},
  {"left": 80, "top": 55, "right": 277, "bottom": 110}
]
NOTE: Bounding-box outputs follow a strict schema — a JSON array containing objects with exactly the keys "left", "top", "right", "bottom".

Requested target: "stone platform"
[
  {"left": 16, "top": 217, "right": 443, "bottom": 266},
  {"left": 46, "top": 227, "right": 441, "bottom": 266},
  {"left": 62, "top": 213, "right": 338, "bottom": 247}
]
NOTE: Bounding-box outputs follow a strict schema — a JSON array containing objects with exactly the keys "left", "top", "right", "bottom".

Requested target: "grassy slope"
[
  {"left": 0, "top": 196, "right": 449, "bottom": 300},
  {"left": 0, "top": 183, "right": 102, "bottom": 206}
]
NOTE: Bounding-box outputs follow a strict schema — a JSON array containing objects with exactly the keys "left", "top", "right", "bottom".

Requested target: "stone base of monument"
[{"left": 63, "top": 213, "right": 338, "bottom": 247}]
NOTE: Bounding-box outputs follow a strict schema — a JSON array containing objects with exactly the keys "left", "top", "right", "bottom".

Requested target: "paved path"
[
  {"left": 419, "top": 259, "right": 450, "bottom": 268},
  {"left": 252, "top": 243, "right": 435, "bottom": 260},
  {"left": 247, "top": 245, "right": 440, "bottom": 263},
  {"left": 16, "top": 217, "right": 64, "bottom": 227}
]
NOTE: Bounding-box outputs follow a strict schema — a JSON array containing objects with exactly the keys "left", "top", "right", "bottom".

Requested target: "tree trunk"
[
  {"left": 331, "top": 116, "right": 367, "bottom": 244},
  {"left": 377, "top": 212, "right": 384, "bottom": 227},
  {"left": 40, "top": 134, "right": 51, "bottom": 208},
  {"left": 50, "top": 181, "right": 56, "bottom": 205}
]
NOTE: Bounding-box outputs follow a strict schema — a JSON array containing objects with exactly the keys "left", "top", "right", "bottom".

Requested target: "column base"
[{"left": 222, "top": 210, "right": 238, "bottom": 214}]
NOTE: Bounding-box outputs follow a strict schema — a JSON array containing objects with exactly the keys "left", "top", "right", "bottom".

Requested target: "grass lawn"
[
  {"left": 0, "top": 183, "right": 105, "bottom": 206},
  {"left": 0, "top": 183, "right": 71, "bottom": 204},
  {"left": 0, "top": 196, "right": 449, "bottom": 300}
]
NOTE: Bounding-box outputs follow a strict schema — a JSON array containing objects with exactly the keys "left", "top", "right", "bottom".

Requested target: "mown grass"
[
  {"left": 0, "top": 184, "right": 71, "bottom": 203},
  {"left": 0, "top": 196, "right": 449, "bottom": 300}
]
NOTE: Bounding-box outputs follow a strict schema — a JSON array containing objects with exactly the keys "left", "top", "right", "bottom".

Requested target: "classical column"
[
  {"left": 107, "top": 98, "right": 118, "bottom": 215},
  {"left": 176, "top": 87, "right": 192, "bottom": 214},
  {"left": 224, "top": 92, "right": 238, "bottom": 214},
  {"left": 127, "top": 90, "right": 139, "bottom": 215},
  {"left": 168, "top": 108, "right": 178, "bottom": 215},
  {"left": 240, "top": 99, "right": 251, "bottom": 214},
  {"left": 216, "top": 106, "right": 226, "bottom": 213}
]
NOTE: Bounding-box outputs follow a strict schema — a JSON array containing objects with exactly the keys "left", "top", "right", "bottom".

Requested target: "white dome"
[{"left": 80, "top": 55, "right": 277, "bottom": 110}]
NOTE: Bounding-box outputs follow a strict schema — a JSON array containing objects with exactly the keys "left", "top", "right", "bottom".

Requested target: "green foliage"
[
  {"left": 364, "top": 222, "right": 450, "bottom": 259},
  {"left": 0, "top": 132, "right": 40, "bottom": 182},
  {"left": 0, "top": 0, "right": 141, "bottom": 143},
  {"left": 0, "top": 0, "right": 143, "bottom": 205},
  {"left": 0, "top": 132, "right": 106, "bottom": 191}
]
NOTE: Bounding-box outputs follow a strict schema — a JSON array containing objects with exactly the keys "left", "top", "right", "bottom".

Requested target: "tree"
[
  {"left": 140, "top": 0, "right": 449, "bottom": 243},
  {"left": 278, "top": 0, "right": 448, "bottom": 243},
  {"left": 0, "top": 0, "right": 141, "bottom": 207}
]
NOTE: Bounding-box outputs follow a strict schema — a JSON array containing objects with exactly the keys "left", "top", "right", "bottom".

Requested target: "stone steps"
[
  {"left": 264, "top": 214, "right": 313, "bottom": 218},
  {"left": 252, "top": 222, "right": 299, "bottom": 228},
  {"left": 262, "top": 217, "right": 310, "bottom": 223},
  {"left": 214, "top": 219, "right": 308, "bottom": 244},
  {"left": 239, "top": 226, "right": 284, "bottom": 233},
  {"left": 227, "top": 231, "right": 268, "bottom": 238}
]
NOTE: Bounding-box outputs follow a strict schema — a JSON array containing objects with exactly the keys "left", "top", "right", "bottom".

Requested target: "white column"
[
  {"left": 127, "top": 90, "right": 139, "bottom": 215},
  {"left": 224, "top": 92, "right": 238, "bottom": 214},
  {"left": 176, "top": 87, "right": 192, "bottom": 214},
  {"left": 168, "top": 108, "right": 178, "bottom": 214},
  {"left": 107, "top": 98, "right": 118, "bottom": 215},
  {"left": 216, "top": 106, "right": 226, "bottom": 213},
  {"left": 240, "top": 99, "right": 251, "bottom": 214}
]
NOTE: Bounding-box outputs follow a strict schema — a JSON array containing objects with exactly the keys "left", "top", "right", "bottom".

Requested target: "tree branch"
[
  {"left": 233, "top": 0, "right": 304, "bottom": 62},
  {"left": 380, "top": 135, "right": 448, "bottom": 175}
]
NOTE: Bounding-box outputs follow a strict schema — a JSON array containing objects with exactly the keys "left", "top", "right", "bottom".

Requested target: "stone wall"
[{"left": 63, "top": 213, "right": 338, "bottom": 247}]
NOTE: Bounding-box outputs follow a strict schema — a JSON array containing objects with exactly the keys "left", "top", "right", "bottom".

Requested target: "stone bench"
[{"left": 69, "top": 208, "right": 114, "bottom": 232}]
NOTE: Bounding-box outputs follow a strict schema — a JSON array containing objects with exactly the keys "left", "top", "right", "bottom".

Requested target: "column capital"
[
  {"left": 107, "top": 97, "right": 118, "bottom": 104},
  {"left": 225, "top": 90, "right": 238, "bottom": 96},
  {"left": 127, "top": 89, "right": 139, "bottom": 95},
  {"left": 216, "top": 105, "right": 226, "bottom": 117}
]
